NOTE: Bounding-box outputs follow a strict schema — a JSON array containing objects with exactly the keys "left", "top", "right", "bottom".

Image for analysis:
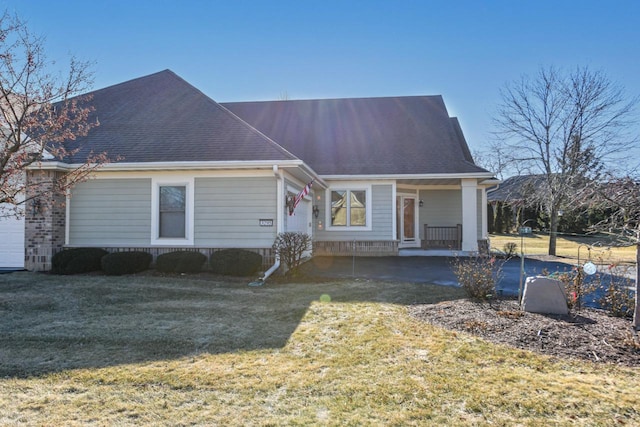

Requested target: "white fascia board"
[
  {"left": 30, "top": 159, "right": 306, "bottom": 172},
  {"left": 30, "top": 159, "right": 331, "bottom": 188},
  {"left": 26, "top": 161, "right": 75, "bottom": 171},
  {"left": 277, "top": 162, "right": 327, "bottom": 189},
  {"left": 321, "top": 172, "right": 496, "bottom": 180},
  {"left": 93, "top": 160, "right": 306, "bottom": 171},
  {"left": 479, "top": 178, "right": 501, "bottom": 186}
]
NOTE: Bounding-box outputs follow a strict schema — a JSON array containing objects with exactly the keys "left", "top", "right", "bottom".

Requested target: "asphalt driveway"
[{"left": 299, "top": 255, "right": 573, "bottom": 296}]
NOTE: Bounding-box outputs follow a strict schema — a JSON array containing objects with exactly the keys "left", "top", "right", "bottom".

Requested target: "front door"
[{"left": 396, "top": 196, "right": 418, "bottom": 247}]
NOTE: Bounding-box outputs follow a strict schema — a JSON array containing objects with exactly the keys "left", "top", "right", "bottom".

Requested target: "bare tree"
[
  {"left": 472, "top": 145, "right": 508, "bottom": 180},
  {"left": 493, "top": 66, "right": 637, "bottom": 255},
  {"left": 587, "top": 174, "right": 640, "bottom": 327},
  {"left": 0, "top": 12, "right": 104, "bottom": 218}
]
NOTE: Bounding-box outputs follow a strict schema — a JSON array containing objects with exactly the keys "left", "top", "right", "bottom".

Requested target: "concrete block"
[{"left": 522, "top": 276, "right": 568, "bottom": 315}]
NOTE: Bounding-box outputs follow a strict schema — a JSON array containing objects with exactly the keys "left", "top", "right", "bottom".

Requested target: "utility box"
[{"left": 522, "top": 276, "right": 569, "bottom": 315}]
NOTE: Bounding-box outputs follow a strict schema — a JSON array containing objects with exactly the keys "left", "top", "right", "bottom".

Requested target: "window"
[
  {"left": 159, "top": 185, "right": 186, "bottom": 238},
  {"left": 330, "top": 189, "right": 368, "bottom": 227},
  {"left": 151, "top": 176, "right": 194, "bottom": 245}
]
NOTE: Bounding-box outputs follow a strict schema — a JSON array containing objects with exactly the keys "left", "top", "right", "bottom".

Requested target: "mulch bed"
[{"left": 410, "top": 298, "right": 640, "bottom": 367}]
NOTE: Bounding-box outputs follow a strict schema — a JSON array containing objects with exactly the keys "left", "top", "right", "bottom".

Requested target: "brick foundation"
[{"left": 313, "top": 240, "right": 398, "bottom": 256}]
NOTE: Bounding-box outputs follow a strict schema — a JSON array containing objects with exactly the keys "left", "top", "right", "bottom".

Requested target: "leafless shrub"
[
  {"left": 450, "top": 255, "right": 503, "bottom": 300},
  {"left": 272, "top": 232, "right": 312, "bottom": 275},
  {"left": 503, "top": 242, "right": 518, "bottom": 258}
]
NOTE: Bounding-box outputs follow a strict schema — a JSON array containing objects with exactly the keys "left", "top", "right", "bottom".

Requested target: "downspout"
[{"left": 249, "top": 165, "right": 282, "bottom": 286}]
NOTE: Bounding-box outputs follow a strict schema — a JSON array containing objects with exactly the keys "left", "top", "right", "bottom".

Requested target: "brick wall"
[{"left": 25, "top": 170, "right": 67, "bottom": 271}]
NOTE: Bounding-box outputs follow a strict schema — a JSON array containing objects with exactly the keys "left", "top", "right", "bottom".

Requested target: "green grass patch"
[{"left": 1, "top": 272, "right": 639, "bottom": 425}]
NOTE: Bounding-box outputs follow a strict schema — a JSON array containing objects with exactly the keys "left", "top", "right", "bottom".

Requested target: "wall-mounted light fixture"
[
  {"left": 312, "top": 205, "right": 320, "bottom": 219},
  {"left": 419, "top": 199, "right": 424, "bottom": 208}
]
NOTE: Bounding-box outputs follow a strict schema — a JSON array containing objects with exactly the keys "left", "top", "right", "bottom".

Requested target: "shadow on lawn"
[{"left": 0, "top": 268, "right": 463, "bottom": 378}]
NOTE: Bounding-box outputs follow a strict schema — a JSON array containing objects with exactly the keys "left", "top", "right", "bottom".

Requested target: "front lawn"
[
  {"left": 1, "top": 272, "right": 639, "bottom": 425},
  {"left": 490, "top": 233, "right": 637, "bottom": 263}
]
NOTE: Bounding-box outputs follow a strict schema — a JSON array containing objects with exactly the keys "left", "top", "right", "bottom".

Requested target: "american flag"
[{"left": 290, "top": 180, "right": 313, "bottom": 215}]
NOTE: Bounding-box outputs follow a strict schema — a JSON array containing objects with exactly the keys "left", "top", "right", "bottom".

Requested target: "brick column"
[{"left": 25, "top": 170, "right": 67, "bottom": 271}]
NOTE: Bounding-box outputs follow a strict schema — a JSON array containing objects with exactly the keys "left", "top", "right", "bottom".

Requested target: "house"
[
  {"left": 23, "top": 70, "right": 497, "bottom": 271},
  {"left": 0, "top": 205, "right": 24, "bottom": 269},
  {"left": 486, "top": 175, "right": 546, "bottom": 233},
  {"left": 487, "top": 174, "right": 616, "bottom": 235}
]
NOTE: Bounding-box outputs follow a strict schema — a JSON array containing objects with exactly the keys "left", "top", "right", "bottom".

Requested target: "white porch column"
[
  {"left": 461, "top": 179, "right": 478, "bottom": 252},
  {"left": 481, "top": 187, "right": 488, "bottom": 238}
]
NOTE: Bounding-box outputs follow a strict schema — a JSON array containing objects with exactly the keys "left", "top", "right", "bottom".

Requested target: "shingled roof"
[
  {"left": 61, "top": 70, "right": 298, "bottom": 164},
  {"left": 487, "top": 175, "right": 548, "bottom": 202},
  {"left": 57, "top": 70, "right": 489, "bottom": 177},
  {"left": 223, "top": 96, "right": 489, "bottom": 176}
]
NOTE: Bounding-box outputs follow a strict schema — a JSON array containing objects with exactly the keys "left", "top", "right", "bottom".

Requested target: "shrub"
[
  {"left": 156, "top": 250, "right": 206, "bottom": 274},
  {"left": 450, "top": 254, "right": 503, "bottom": 300},
  {"left": 272, "top": 232, "right": 312, "bottom": 275},
  {"left": 553, "top": 268, "right": 588, "bottom": 311},
  {"left": 597, "top": 264, "right": 635, "bottom": 318},
  {"left": 51, "top": 248, "right": 108, "bottom": 275},
  {"left": 210, "top": 249, "right": 263, "bottom": 276},
  {"left": 101, "top": 251, "right": 152, "bottom": 276},
  {"left": 550, "top": 266, "right": 597, "bottom": 311},
  {"left": 503, "top": 242, "right": 518, "bottom": 258}
]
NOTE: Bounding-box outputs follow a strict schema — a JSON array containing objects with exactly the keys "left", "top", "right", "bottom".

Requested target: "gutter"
[
  {"left": 321, "top": 172, "right": 497, "bottom": 180},
  {"left": 30, "top": 159, "right": 328, "bottom": 188}
]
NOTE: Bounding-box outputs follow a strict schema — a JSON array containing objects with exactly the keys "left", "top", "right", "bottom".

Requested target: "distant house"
[
  {"left": 22, "top": 70, "right": 496, "bottom": 271},
  {"left": 486, "top": 175, "right": 546, "bottom": 233}
]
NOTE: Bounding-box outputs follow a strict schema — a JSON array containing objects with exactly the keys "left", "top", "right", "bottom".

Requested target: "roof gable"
[
  {"left": 62, "top": 70, "right": 298, "bottom": 164},
  {"left": 223, "top": 96, "right": 489, "bottom": 176}
]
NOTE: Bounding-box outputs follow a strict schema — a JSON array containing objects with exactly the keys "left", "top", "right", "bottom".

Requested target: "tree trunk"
[
  {"left": 633, "top": 243, "right": 640, "bottom": 330},
  {"left": 548, "top": 208, "right": 559, "bottom": 256}
]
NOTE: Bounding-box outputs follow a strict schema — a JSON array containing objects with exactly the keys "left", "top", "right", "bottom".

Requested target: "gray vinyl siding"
[
  {"left": 316, "top": 184, "right": 393, "bottom": 241},
  {"left": 69, "top": 178, "right": 152, "bottom": 245},
  {"left": 419, "top": 189, "right": 462, "bottom": 231},
  {"left": 194, "top": 177, "right": 276, "bottom": 247}
]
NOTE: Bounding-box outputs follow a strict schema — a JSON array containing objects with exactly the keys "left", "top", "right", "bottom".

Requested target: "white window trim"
[
  {"left": 151, "top": 176, "right": 195, "bottom": 246},
  {"left": 325, "top": 184, "right": 372, "bottom": 231}
]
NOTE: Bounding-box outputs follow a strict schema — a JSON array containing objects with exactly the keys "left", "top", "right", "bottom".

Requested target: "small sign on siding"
[{"left": 259, "top": 219, "right": 274, "bottom": 227}]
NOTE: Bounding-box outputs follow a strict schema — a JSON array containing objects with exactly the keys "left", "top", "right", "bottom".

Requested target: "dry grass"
[
  {"left": 1, "top": 272, "right": 640, "bottom": 425},
  {"left": 490, "top": 233, "right": 637, "bottom": 263}
]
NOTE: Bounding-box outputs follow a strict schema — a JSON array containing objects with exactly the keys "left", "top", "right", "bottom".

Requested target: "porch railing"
[{"left": 422, "top": 224, "right": 462, "bottom": 250}]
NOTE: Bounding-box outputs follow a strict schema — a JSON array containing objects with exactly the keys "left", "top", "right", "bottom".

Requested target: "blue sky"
[{"left": 5, "top": 0, "right": 640, "bottom": 156}]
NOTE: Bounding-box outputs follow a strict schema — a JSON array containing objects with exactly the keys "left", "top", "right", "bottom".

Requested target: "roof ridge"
[
  {"left": 82, "top": 69, "right": 176, "bottom": 97},
  {"left": 224, "top": 94, "right": 444, "bottom": 104}
]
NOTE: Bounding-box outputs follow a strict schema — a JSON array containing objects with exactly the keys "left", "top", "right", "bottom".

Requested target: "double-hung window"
[
  {"left": 329, "top": 187, "right": 370, "bottom": 229},
  {"left": 151, "top": 177, "right": 194, "bottom": 245},
  {"left": 159, "top": 186, "right": 186, "bottom": 238}
]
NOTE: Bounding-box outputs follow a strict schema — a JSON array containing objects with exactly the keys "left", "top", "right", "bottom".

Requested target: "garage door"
[{"left": 0, "top": 207, "right": 25, "bottom": 268}]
